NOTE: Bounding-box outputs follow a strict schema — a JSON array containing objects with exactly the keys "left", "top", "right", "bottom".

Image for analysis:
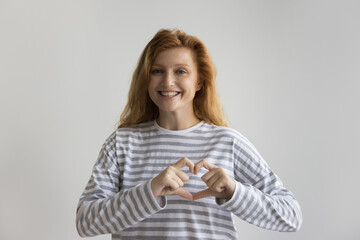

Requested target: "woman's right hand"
[{"left": 151, "top": 157, "right": 194, "bottom": 201}]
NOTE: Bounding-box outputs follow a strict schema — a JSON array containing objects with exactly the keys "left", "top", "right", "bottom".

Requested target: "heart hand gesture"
[
  {"left": 151, "top": 157, "right": 194, "bottom": 201},
  {"left": 151, "top": 158, "right": 236, "bottom": 201},
  {"left": 193, "top": 159, "right": 236, "bottom": 201}
]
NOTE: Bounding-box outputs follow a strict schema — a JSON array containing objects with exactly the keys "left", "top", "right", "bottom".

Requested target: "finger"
[
  {"left": 170, "top": 166, "right": 190, "bottom": 182},
  {"left": 194, "top": 159, "right": 206, "bottom": 174},
  {"left": 205, "top": 174, "right": 223, "bottom": 191},
  {"left": 211, "top": 177, "right": 227, "bottom": 192},
  {"left": 202, "top": 159, "right": 218, "bottom": 170},
  {"left": 173, "top": 157, "right": 194, "bottom": 174},
  {"left": 194, "top": 159, "right": 218, "bottom": 174},
  {"left": 165, "top": 177, "right": 180, "bottom": 191},
  {"left": 173, "top": 188, "right": 193, "bottom": 201},
  {"left": 171, "top": 175, "right": 185, "bottom": 189},
  {"left": 201, "top": 169, "right": 218, "bottom": 182},
  {"left": 192, "top": 189, "right": 214, "bottom": 201}
]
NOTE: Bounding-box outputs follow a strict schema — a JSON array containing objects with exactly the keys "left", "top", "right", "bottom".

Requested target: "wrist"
[
  {"left": 224, "top": 178, "right": 236, "bottom": 200},
  {"left": 150, "top": 178, "right": 159, "bottom": 198}
]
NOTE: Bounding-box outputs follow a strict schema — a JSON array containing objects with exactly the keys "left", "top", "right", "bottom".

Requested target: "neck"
[{"left": 156, "top": 111, "right": 201, "bottom": 131}]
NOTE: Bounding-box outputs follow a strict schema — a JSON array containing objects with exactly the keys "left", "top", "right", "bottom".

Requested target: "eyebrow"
[{"left": 151, "top": 63, "right": 191, "bottom": 68}]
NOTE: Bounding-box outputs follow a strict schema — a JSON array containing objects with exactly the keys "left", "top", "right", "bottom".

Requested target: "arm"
[
  {"left": 193, "top": 139, "right": 302, "bottom": 232},
  {"left": 228, "top": 139, "right": 302, "bottom": 231},
  {"left": 76, "top": 135, "right": 165, "bottom": 237},
  {"left": 219, "top": 170, "right": 302, "bottom": 231}
]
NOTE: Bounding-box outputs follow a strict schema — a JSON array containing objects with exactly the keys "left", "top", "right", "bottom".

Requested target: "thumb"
[
  {"left": 173, "top": 188, "right": 193, "bottom": 201},
  {"left": 192, "top": 188, "right": 214, "bottom": 201}
]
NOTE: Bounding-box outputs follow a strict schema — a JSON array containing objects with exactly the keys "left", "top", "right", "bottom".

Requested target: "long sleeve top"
[{"left": 76, "top": 121, "right": 302, "bottom": 239}]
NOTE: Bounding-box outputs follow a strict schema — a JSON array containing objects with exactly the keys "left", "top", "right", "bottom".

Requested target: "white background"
[{"left": 1, "top": 0, "right": 359, "bottom": 239}]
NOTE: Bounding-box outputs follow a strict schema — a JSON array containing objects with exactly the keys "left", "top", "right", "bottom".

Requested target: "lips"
[{"left": 158, "top": 91, "right": 181, "bottom": 97}]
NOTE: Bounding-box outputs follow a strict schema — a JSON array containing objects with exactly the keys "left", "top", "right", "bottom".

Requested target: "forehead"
[{"left": 153, "top": 48, "right": 196, "bottom": 67}]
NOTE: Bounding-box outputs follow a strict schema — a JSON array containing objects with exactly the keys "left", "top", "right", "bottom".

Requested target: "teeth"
[{"left": 159, "top": 91, "right": 179, "bottom": 97}]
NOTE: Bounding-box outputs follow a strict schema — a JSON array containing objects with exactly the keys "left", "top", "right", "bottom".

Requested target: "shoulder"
[
  {"left": 100, "top": 121, "right": 156, "bottom": 156},
  {"left": 108, "top": 121, "right": 157, "bottom": 144},
  {"left": 101, "top": 121, "right": 155, "bottom": 146},
  {"left": 199, "top": 122, "right": 252, "bottom": 144},
  {"left": 200, "top": 122, "right": 261, "bottom": 157},
  {"left": 116, "top": 121, "right": 155, "bottom": 135}
]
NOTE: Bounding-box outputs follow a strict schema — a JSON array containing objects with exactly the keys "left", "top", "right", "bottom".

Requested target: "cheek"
[
  {"left": 148, "top": 86, "right": 156, "bottom": 101},
  {"left": 147, "top": 82, "right": 155, "bottom": 99},
  {"left": 148, "top": 80, "right": 156, "bottom": 93},
  {"left": 148, "top": 83, "right": 161, "bottom": 104},
  {"left": 190, "top": 80, "right": 201, "bottom": 93},
  {"left": 148, "top": 77, "right": 160, "bottom": 89}
]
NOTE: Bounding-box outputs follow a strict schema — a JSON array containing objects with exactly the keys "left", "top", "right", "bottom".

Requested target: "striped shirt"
[{"left": 76, "top": 121, "right": 302, "bottom": 239}]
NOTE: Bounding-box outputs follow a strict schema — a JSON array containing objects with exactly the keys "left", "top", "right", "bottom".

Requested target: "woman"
[{"left": 76, "top": 29, "right": 302, "bottom": 239}]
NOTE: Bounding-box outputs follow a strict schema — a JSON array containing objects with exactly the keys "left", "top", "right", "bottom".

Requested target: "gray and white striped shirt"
[{"left": 76, "top": 121, "right": 302, "bottom": 239}]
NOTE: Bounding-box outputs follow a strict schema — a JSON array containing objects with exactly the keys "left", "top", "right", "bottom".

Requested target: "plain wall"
[{"left": 1, "top": 0, "right": 359, "bottom": 239}]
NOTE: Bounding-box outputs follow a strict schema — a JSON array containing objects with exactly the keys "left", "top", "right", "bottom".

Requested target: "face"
[{"left": 148, "top": 47, "right": 201, "bottom": 117}]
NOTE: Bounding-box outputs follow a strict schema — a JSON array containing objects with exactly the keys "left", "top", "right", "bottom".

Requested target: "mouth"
[{"left": 158, "top": 91, "right": 181, "bottom": 97}]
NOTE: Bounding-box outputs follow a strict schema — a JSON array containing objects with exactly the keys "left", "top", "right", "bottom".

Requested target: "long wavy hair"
[{"left": 118, "top": 29, "right": 227, "bottom": 128}]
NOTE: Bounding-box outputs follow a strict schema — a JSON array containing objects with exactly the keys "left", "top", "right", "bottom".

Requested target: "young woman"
[{"left": 76, "top": 29, "right": 302, "bottom": 239}]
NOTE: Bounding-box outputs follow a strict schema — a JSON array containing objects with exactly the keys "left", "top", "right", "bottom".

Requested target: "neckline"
[{"left": 153, "top": 120, "right": 204, "bottom": 135}]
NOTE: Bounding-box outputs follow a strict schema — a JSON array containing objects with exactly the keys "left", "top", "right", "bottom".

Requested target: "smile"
[{"left": 158, "top": 91, "right": 180, "bottom": 97}]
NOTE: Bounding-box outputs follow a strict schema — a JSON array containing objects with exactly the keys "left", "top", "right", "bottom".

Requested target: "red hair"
[{"left": 118, "top": 29, "right": 227, "bottom": 128}]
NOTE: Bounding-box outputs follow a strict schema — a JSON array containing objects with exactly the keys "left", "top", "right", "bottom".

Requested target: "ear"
[{"left": 196, "top": 79, "right": 203, "bottom": 91}]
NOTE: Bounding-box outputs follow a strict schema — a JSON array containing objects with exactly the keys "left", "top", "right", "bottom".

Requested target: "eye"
[
  {"left": 176, "top": 69, "right": 187, "bottom": 75},
  {"left": 150, "top": 69, "right": 163, "bottom": 75}
]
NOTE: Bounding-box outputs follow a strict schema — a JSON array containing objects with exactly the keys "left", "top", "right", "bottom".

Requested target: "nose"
[{"left": 163, "top": 71, "right": 175, "bottom": 87}]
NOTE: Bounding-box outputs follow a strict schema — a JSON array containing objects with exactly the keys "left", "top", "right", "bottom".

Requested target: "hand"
[
  {"left": 151, "top": 157, "right": 194, "bottom": 201},
  {"left": 193, "top": 159, "right": 236, "bottom": 201}
]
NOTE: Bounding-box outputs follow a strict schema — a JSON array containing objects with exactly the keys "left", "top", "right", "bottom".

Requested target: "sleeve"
[
  {"left": 76, "top": 133, "right": 166, "bottom": 237},
  {"left": 216, "top": 138, "right": 303, "bottom": 232}
]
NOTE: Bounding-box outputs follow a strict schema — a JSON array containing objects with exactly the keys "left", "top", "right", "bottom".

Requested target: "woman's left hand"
[{"left": 193, "top": 159, "right": 236, "bottom": 201}]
